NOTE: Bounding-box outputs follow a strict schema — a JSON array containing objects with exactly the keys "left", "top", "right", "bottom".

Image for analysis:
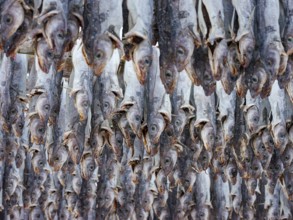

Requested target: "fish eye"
[
  {"left": 39, "top": 161, "right": 44, "bottom": 166},
  {"left": 285, "top": 155, "right": 290, "bottom": 160},
  {"left": 89, "top": 165, "right": 94, "bottom": 171},
  {"left": 11, "top": 108, "right": 16, "bottom": 114},
  {"left": 175, "top": 119, "right": 181, "bottom": 126},
  {"left": 55, "top": 156, "right": 59, "bottom": 162},
  {"left": 96, "top": 51, "right": 103, "bottom": 59},
  {"left": 165, "top": 158, "right": 170, "bottom": 164},
  {"left": 261, "top": 145, "right": 265, "bottom": 149},
  {"left": 165, "top": 71, "right": 172, "bottom": 78},
  {"left": 267, "top": 58, "right": 274, "bottom": 67},
  {"left": 177, "top": 47, "right": 185, "bottom": 56},
  {"left": 18, "top": 123, "right": 23, "bottom": 129},
  {"left": 252, "top": 75, "right": 258, "bottom": 84},
  {"left": 38, "top": 127, "right": 44, "bottom": 134},
  {"left": 44, "top": 104, "right": 50, "bottom": 110},
  {"left": 253, "top": 116, "right": 259, "bottom": 122},
  {"left": 57, "top": 32, "right": 65, "bottom": 39},
  {"left": 82, "top": 101, "right": 89, "bottom": 107},
  {"left": 246, "top": 158, "right": 250, "bottom": 163},
  {"left": 253, "top": 166, "right": 258, "bottom": 171},
  {"left": 4, "top": 15, "right": 13, "bottom": 25},
  {"left": 150, "top": 124, "right": 157, "bottom": 132},
  {"left": 103, "top": 102, "right": 109, "bottom": 109},
  {"left": 47, "top": 51, "right": 54, "bottom": 59},
  {"left": 135, "top": 115, "right": 140, "bottom": 121},
  {"left": 143, "top": 57, "right": 151, "bottom": 66}
]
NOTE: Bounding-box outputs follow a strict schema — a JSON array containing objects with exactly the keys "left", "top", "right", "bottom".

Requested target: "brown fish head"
[
  {"left": 175, "top": 30, "right": 195, "bottom": 72},
  {"left": 239, "top": 36, "right": 255, "bottom": 68},
  {"left": 245, "top": 106, "right": 260, "bottom": 133},
  {"left": 183, "top": 170, "right": 197, "bottom": 193},
  {"left": 132, "top": 40, "right": 152, "bottom": 84},
  {"left": 284, "top": 34, "right": 293, "bottom": 55},
  {"left": 5, "top": 138, "right": 18, "bottom": 164},
  {"left": 281, "top": 144, "right": 293, "bottom": 168},
  {"left": 272, "top": 124, "right": 288, "bottom": 151},
  {"left": 30, "top": 186, "right": 42, "bottom": 206},
  {"left": 126, "top": 104, "right": 143, "bottom": 138},
  {"left": 31, "top": 153, "right": 47, "bottom": 174},
  {"left": 35, "top": 93, "right": 50, "bottom": 122},
  {"left": 160, "top": 61, "right": 178, "bottom": 94},
  {"left": 278, "top": 57, "right": 292, "bottom": 89},
  {"left": 147, "top": 113, "right": 166, "bottom": 146},
  {"left": 29, "top": 114, "right": 46, "bottom": 144},
  {"left": 52, "top": 146, "right": 68, "bottom": 171},
  {"left": 200, "top": 123, "right": 215, "bottom": 152},
  {"left": 228, "top": 44, "right": 241, "bottom": 76},
  {"left": 0, "top": 0, "right": 24, "bottom": 43},
  {"left": 74, "top": 90, "right": 89, "bottom": 121},
  {"left": 81, "top": 155, "right": 95, "bottom": 180},
  {"left": 92, "top": 35, "right": 114, "bottom": 76},
  {"left": 44, "top": 14, "right": 66, "bottom": 55},
  {"left": 252, "top": 135, "right": 264, "bottom": 158},
  {"left": 64, "top": 132, "right": 82, "bottom": 164}
]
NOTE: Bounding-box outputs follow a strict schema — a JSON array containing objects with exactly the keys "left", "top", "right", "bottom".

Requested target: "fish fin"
[
  {"left": 125, "top": 19, "right": 148, "bottom": 43},
  {"left": 72, "top": 12, "right": 84, "bottom": 28},
  {"left": 106, "top": 29, "right": 124, "bottom": 55}
]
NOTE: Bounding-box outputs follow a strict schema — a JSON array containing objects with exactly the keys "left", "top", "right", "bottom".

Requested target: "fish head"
[
  {"left": 262, "top": 130, "right": 274, "bottom": 153},
  {"left": 284, "top": 34, "right": 293, "bottom": 55},
  {"left": 272, "top": 124, "right": 288, "bottom": 150},
  {"left": 30, "top": 186, "right": 42, "bottom": 205},
  {"left": 201, "top": 66, "right": 216, "bottom": 96},
  {"left": 142, "top": 191, "right": 155, "bottom": 212},
  {"left": 15, "top": 147, "right": 25, "bottom": 168},
  {"left": 172, "top": 109, "right": 187, "bottom": 138},
  {"left": 31, "top": 153, "right": 46, "bottom": 174},
  {"left": 74, "top": 90, "right": 89, "bottom": 121},
  {"left": 239, "top": 36, "right": 255, "bottom": 68},
  {"left": 29, "top": 114, "right": 46, "bottom": 144},
  {"left": 0, "top": 1, "right": 24, "bottom": 43},
  {"left": 200, "top": 123, "right": 215, "bottom": 151},
  {"left": 148, "top": 113, "right": 166, "bottom": 145},
  {"left": 44, "top": 15, "right": 66, "bottom": 56},
  {"left": 195, "top": 205, "right": 210, "bottom": 220},
  {"left": 101, "top": 187, "right": 115, "bottom": 209},
  {"left": 183, "top": 170, "right": 197, "bottom": 192},
  {"left": 65, "top": 18, "right": 80, "bottom": 52},
  {"left": 160, "top": 61, "right": 178, "bottom": 94},
  {"left": 264, "top": 43, "right": 282, "bottom": 77},
  {"left": 126, "top": 104, "right": 142, "bottom": 137},
  {"left": 101, "top": 92, "right": 116, "bottom": 119},
  {"left": 29, "top": 207, "right": 45, "bottom": 220},
  {"left": 64, "top": 133, "right": 82, "bottom": 164},
  {"left": 106, "top": 159, "right": 119, "bottom": 180},
  {"left": 175, "top": 31, "right": 195, "bottom": 72},
  {"left": 6, "top": 175, "right": 18, "bottom": 196},
  {"left": 133, "top": 40, "right": 152, "bottom": 84},
  {"left": 35, "top": 38, "right": 57, "bottom": 73},
  {"left": 136, "top": 207, "right": 149, "bottom": 220},
  {"left": 161, "top": 148, "right": 177, "bottom": 176},
  {"left": 117, "top": 201, "right": 135, "bottom": 219},
  {"left": 212, "top": 39, "right": 228, "bottom": 80},
  {"left": 81, "top": 155, "right": 95, "bottom": 180},
  {"left": 12, "top": 111, "right": 24, "bottom": 138},
  {"left": 92, "top": 35, "right": 114, "bottom": 76},
  {"left": 249, "top": 65, "right": 267, "bottom": 98},
  {"left": 245, "top": 106, "right": 260, "bottom": 133},
  {"left": 281, "top": 144, "right": 293, "bottom": 168},
  {"left": 0, "top": 144, "right": 4, "bottom": 161},
  {"left": 222, "top": 116, "right": 235, "bottom": 143},
  {"left": 72, "top": 177, "right": 82, "bottom": 195},
  {"left": 52, "top": 146, "right": 68, "bottom": 171},
  {"left": 226, "top": 161, "right": 238, "bottom": 185},
  {"left": 35, "top": 93, "right": 50, "bottom": 122},
  {"left": 228, "top": 44, "right": 241, "bottom": 76},
  {"left": 220, "top": 67, "right": 238, "bottom": 95},
  {"left": 249, "top": 157, "right": 262, "bottom": 179},
  {"left": 196, "top": 149, "right": 212, "bottom": 172}
]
